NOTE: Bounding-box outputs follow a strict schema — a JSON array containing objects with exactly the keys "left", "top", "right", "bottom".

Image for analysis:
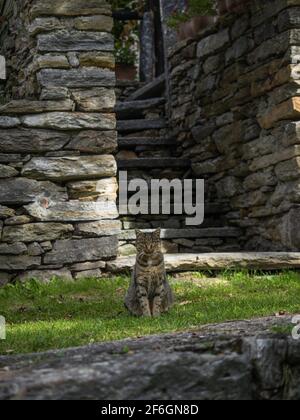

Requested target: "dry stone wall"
[
  {"left": 169, "top": 0, "right": 300, "bottom": 251},
  {"left": 0, "top": 0, "right": 119, "bottom": 284},
  {"left": 0, "top": 0, "right": 35, "bottom": 100}
]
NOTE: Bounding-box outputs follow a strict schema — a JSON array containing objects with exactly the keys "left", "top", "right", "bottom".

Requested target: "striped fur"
[{"left": 125, "top": 229, "right": 174, "bottom": 317}]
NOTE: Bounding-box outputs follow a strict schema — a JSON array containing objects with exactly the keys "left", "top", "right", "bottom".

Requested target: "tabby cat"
[{"left": 125, "top": 229, "right": 173, "bottom": 317}]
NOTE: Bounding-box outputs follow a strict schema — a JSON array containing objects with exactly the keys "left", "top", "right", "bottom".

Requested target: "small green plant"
[
  {"left": 168, "top": 0, "right": 216, "bottom": 29},
  {"left": 112, "top": 0, "right": 143, "bottom": 66},
  {"left": 115, "top": 37, "right": 137, "bottom": 65}
]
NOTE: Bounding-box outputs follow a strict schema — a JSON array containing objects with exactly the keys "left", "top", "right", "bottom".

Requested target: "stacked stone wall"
[
  {"left": 169, "top": 0, "right": 300, "bottom": 251},
  {"left": 0, "top": 0, "right": 119, "bottom": 284}
]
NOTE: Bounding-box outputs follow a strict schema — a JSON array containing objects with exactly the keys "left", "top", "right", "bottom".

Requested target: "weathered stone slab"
[
  {"left": 37, "top": 31, "right": 113, "bottom": 52},
  {"left": 18, "top": 269, "right": 73, "bottom": 283},
  {"left": 0, "top": 154, "right": 29, "bottom": 164},
  {"left": 5, "top": 215, "right": 33, "bottom": 226},
  {"left": 107, "top": 252, "right": 300, "bottom": 273},
  {"left": 118, "top": 137, "right": 173, "bottom": 148},
  {"left": 25, "top": 200, "right": 118, "bottom": 222},
  {"left": 250, "top": 145, "right": 300, "bottom": 172},
  {"left": 36, "top": 54, "right": 71, "bottom": 69},
  {"left": 247, "top": 31, "right": 290, "bottom": 65},
  {"left": 22, "top": 155, "right": 117, "bottom": 181},
  {"left": 0, "top": 55, "right": 5, "bottom": 80},
  {"left": 192, "top": 156, "right": 235, "bottom": 175},
  {"left": 66, "top": 131, "right": 117, "bottom": 153},
  {"left": 2, "top": 223, "right": 74, "bottom": 243},
  {"left": 75, "top": 220, "right": 122, "bottom": 237},
  {"left": 40, "top": 87, "right": 70, "bottom": 101},
  {"left": 0, "top": 165, "right": 18, "bottom": 178},
  {"left": 270, "top": 180, "right": 300, "bottom": 206},
  {"left": 0, "top": 116, "right": 21, "bottom": 128},
  {"left": 275, "top": 157, "right": 300, "bottom": 181},
  {"left": 129, "top": 74, "right": 166, "bottom": 101},
  {"left": 118, "top": 244, "right": 137, "bottom": 257},
  {"left": 0, "top": 100, "right": 73, "bottom": 115},
  {"left": 242, "top": 134, "right": 278, "bottom": 161},
  {"left": 231, "top": 191, "right": 268, "bottom": 209},
  {"left": 79, "top": 52, "right": 115, "bottom": 69},
  {"left": 74, "top": 16, "right": 113, "bottom": 32},
  {"left": 0, "top": 178, "right": 67, "bottom": 205},
  {"left": 28, "top": 243, "right": 44, "bottom": 256},
  {"left": 197, "top": 29, "right": 230, "bottom": 58},
  {"left": 0, "top": 128, "right": 70, "bottom": 153},
  {"left": 282, "top": 121, "right": 300, "bottom": 146},
  {"left": 38, "top": 68, "right": 115, "bottom": 89},
  {"left": 31, "top": 0, "right": 111, "bottom": 18},
  {"left": 1, "top": 316, "right": 299, "bottom": 400},
  {"left": 0, "top": 205, "right": 15, "bottom": 219},
  {"left": 213, "top": 122, "right": 242, "bottom": 154},
  {"left": 117, "top": 119, "right": 166, "bottom": 132},
  {"left": 21, "top": 112, "right": 116, "bottom": 130},
  {"left": 44, "top": 236, "right": 118, "bottom": 265},
  {"left": 0, "top": 256, "right": 41, "bottom": 271},
  {"left": 29, "top": 18, "right": 63, "bottom": 36},
  {"left": 116, "top": 98, "right": 165, "bottom": 118},
  {"left": 215, "top": 176, "right": 242, "bottom": 198},
  {"left": 70, "top": 88, "right": 115, "bottom": 111},
  {"left": 258, "top": 97, "right": 300, "bottom": 129},
  {"left": 67, "top": 177, "right": 118, "bottom": 201},
  {"left": 243, "top": 170, "right": 277, "bottom": 191},
  {"left": 0, "top": 243, "right": 27, "bottom": 255}
]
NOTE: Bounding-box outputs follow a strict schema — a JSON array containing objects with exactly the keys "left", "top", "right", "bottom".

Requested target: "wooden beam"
[
  {"left": 149, "top": 0, "right": 165, "bottom": 77},
  {"left": 0, "top": 55, "right": 5, "bottom": 80},
  {"left": 128, "top": 74, "right": 165, "bottom": 101},
  {"left": 140, "top": 11, "right": 155, "bottom": 82}
]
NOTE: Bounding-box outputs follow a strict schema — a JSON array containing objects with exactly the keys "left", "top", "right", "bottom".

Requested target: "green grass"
[{"left": 0, "top": 270, "right": 300, "bottom": 355}]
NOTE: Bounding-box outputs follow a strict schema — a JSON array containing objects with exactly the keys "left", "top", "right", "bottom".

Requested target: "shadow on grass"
[{"left": 0, "top": 271, "right": 300, "bottom": 354}]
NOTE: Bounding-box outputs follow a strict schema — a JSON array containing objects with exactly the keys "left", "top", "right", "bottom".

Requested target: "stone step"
[
  {"left": 117, "top": 119, "right": 166, "bottom": 133},
  {"left": 106, "top": 252, "right": 300, "bottom": 273},
  {"left": 115, "top": 98, "right": 165, "bottom": 118},
  {"left": 117, "top": 157, "right": 190, "bottom": 169},
  {"left": 118, "top": 228, "right": 241, "bottom": 241},
  {"left": 128, "top": 74, "right": 165, "bottom": 101},
  {"left": 118, "top": 137, "right": 174, "bottom": 148}
]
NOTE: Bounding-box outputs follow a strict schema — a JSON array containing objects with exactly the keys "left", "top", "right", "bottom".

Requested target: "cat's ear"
[{"left": 153, "top": 228, "right": 161, "bottom": 240}]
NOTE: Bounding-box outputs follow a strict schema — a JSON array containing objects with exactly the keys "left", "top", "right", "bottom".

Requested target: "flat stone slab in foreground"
[
  {"left": 0, "top": 316, "right": 299, "bottom": 400},
  {"left": 107, "top": 252, "right": 300, "bottom": 273}
]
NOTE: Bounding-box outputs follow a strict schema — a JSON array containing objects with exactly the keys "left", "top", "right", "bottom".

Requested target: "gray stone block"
[
  {"left": 22, "top": 155, "right": 117, "bottom": 181},
  {"left": 37, "top": 30, "right": 114, "bottom": 52},
  {"left": 44, "top": 236, "right": 118, "bottom": 265}
]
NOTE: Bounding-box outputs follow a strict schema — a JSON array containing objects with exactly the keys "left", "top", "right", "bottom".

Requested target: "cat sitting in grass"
[{"left": 125, "top": 229, "right": 174, "bottom": 317}]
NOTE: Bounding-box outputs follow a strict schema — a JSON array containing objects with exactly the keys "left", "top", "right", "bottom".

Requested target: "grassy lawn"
[{"left": 0, "top": 271, "right": 299, "bottom": 355}]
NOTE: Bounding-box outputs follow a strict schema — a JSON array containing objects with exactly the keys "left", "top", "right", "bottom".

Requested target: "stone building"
[
  {"left": 0, "top": 0, "right": 300, "bottom": 283},
  {"left": 0, "top": 0, "right": 119, "bottom": 284}
]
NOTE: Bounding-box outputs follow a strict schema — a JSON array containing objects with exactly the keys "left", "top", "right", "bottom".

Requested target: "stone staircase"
[
  {"left": 116, "top": 75, "right": 189, "bottom": 170},
  {"left": 115, "top": 77, "right": 241, "bottom": 256}
]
